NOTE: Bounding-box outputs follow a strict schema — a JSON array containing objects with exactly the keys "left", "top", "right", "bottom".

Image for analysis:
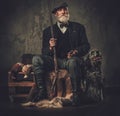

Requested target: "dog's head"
[
  {"left": 89, "top": 49, "right": 102, "bottom": 61},
  {"left": 88, "top": 49, "right": 102, "bottom": 67}
]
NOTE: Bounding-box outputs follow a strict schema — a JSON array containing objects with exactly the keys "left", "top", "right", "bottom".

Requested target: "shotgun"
[{"left": 47, "top": 0, "right": 58, "bottom": 99}]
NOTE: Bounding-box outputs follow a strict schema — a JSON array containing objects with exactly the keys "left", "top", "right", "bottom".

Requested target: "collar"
[{"left": 57, "top": 22, "right": 69, "bottom": 28}]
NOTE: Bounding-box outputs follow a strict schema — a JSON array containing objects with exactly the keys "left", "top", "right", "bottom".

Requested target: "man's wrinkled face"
[{"left": 55, "top": 7, "right": 70, "bottom": 23}]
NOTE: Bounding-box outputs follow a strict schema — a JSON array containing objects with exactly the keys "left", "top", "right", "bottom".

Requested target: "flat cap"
[{"left": 52, "top": 2, "right": 68, "bottom": 14}]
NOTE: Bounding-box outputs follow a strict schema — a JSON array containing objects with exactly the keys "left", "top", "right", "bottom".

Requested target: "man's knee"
[
  {"left": 32, "top": 55, "right": 44, "bottom": 65},
  {"left": 68, "top": 57, "right": 81, "bottom": 67}
]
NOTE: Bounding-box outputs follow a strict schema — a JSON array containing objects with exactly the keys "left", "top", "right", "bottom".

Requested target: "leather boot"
[
  {"left": 71, "top": 92, "right": 81, "bottom": 106},
  {"left": 32, "top": 73, "right": 47, "bottom": 102},
  {"left": 71, "top": 78, "right": 81, "bottom": 106}
]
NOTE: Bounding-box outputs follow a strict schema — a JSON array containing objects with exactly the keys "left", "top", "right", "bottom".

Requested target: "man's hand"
[
  {"left": 49, "top": 38, "right": 57, "bottom": 50},
  {"left": 67, "top": 50, "right": 78, "bottom": 58}
]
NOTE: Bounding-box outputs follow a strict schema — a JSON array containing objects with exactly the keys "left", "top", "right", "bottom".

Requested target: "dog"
[
  {"left": 46, "top": 69, "right": 72, "bottom": 99},
  {"left": 84, "top": 49, "right": 104, "bottom": 102}
]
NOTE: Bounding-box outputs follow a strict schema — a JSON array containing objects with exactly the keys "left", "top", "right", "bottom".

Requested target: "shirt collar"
[{"left": 57, "top": 22, "right": 69, "bottom": 28}]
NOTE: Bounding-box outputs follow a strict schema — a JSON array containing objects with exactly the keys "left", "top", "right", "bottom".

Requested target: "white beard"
[{"left": 56, "top": 14, "right": 70, "bottom": 23}]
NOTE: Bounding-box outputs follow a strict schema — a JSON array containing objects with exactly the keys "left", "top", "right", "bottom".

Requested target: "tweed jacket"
[{"left": 42, "top": 21, "right": 90, "bottom": 58}]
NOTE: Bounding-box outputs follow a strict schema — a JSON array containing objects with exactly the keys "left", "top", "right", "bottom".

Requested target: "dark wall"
[{"left": 0, "top": 0, "right": 120, "bottom": 100}]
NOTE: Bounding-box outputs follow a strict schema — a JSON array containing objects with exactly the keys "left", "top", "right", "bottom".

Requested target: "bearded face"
[
  {"left": 55, "top": 7, "right": 70, "bottom": 23},
  {"left": 56, "top": 13, "right": 70, "bottom": 23}
]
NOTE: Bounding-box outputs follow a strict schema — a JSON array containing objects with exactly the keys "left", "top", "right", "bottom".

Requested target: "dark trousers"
[{"left": 32, "top": 55, "right": 83, "bottom": 93}]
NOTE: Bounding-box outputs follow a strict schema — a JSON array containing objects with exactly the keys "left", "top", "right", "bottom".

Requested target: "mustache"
[
  {"left": 56, "top": 13, "right": 70, "bottom": 23},
  {"left": 58, "top": 14, "right": 69, "bottom": 18}
]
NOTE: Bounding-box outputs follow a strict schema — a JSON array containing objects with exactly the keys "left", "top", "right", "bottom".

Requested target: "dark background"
[{"left": 0, "top": 0, "right": 120, "bottom": 115}]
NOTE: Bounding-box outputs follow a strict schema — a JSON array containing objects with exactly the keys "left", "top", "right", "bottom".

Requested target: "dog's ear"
[{"left": 84, "top": 53, "right": 92, "bottom": 70}]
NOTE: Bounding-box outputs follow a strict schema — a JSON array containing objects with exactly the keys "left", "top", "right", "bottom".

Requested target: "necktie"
[{"left": 60, "top": 23, "right": 69, "bottom": 28}]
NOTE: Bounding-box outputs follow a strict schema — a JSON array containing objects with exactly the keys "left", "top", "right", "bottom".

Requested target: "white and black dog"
[{"left": 84, "top": 49, "right": 104, "bottom": 102}]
